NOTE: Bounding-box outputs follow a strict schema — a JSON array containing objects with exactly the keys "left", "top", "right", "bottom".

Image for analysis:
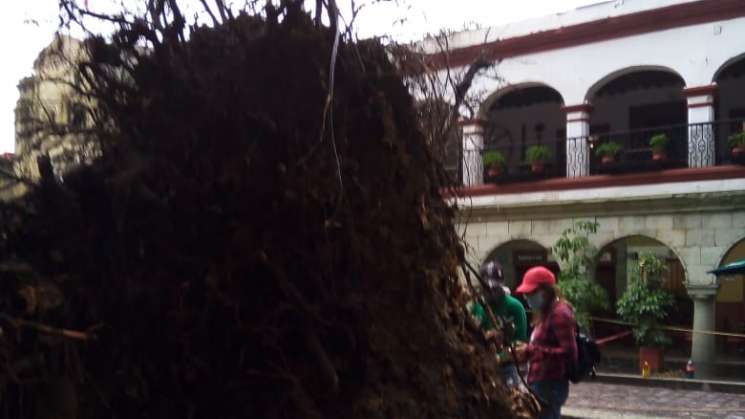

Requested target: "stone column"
[
  {"left": 688, "top": 284, "right": 718, "bottom": 379},
  {"left": 683, "top": 85, "right": 717, "bottom": 168},
  {"left": 561, "top": 104, "right": 592, "bottom": 177},
  {"left": 461, "top": 119, "right": 485, "bottom": 186}
]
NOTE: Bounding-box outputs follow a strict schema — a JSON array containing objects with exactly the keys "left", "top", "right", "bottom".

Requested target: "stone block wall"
[{"left": 458, "top": 209, "right": 745, "bottom": 288}]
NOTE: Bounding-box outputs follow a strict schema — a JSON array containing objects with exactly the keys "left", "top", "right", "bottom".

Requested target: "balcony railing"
[
  {"left": 585, "top": 123, "right": 690, "bottom": 175},
  {"left": 714, "top": 118, "right": 745, "bottom": 165},
  {"left": 478, "top": 138, "right": 566, "bottom": 183},
  {"left": 472, "top": 119, "right": 745, "bottom": 185}
]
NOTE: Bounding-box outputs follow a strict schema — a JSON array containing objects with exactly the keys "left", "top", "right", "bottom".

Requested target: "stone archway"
[
  {"left": 483, "top": 239, "right": 558, "bottom": 291},
  {"left": 592, "top": 235, "right": 693, "bottom": 358},
  {"left": 593, "top": 235, "right": 691, "bottom": 323},
  {"left": 715, "top": 237, "right": 745, "bottom": 355}
]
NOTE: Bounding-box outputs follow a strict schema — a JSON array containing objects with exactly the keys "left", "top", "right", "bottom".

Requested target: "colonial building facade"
[{"left": 439, "top": 0, "right": 745, "bottom": 377}]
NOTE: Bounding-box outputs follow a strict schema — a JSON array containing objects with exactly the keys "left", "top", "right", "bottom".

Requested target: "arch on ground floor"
[
  {"left": 715, "top": 237, "right": 745, "bottom": 348},
  {"left": 482, "top": 238, "right": 558, "bottom": 291},
  {"left": 593, "top": 235, "right": 692, "bottom": 325}
]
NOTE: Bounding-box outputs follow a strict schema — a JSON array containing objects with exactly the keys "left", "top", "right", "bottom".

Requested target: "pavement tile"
[{"left": 564, "top": 382, "right": 745, "bottom": 419}]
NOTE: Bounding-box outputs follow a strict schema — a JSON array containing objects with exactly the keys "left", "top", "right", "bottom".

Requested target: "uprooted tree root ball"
[{"left": 0, "top": 2, "right": 525, "bottom": 418}]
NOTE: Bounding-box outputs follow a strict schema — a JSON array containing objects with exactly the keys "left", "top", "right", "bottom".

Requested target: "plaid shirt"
[{"left": 526, "top": 300, "right": 577, "bottom": 384}]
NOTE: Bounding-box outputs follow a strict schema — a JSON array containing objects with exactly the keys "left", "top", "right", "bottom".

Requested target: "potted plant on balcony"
[
  {"left": 595, "top": 141, "right": 622, "bottom": 164},
  {"left": 616, "top": 253, "right": 674, "bottom": 376},
  {"left": 482, "top": 150, "right": 506, "bottom": 179},
  {"left": 649, "top": 133, "right": 670, "bottom": 161},
  {"left": 728, "top": 132, "right": 745, "bottom": 158},
  {"left": 526, "top": 144, "right": 550, "bottom": 174}
]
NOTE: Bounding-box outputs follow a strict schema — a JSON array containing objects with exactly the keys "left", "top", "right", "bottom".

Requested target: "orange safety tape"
[
  {"left": 594, "top": 330, "right": 633, "bottom": 346},
  {"left": 590, "top": 316, "right": 745, "bottom": 339}
]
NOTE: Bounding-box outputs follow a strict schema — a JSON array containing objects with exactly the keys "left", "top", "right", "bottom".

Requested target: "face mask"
[{"left": 525, "top": 292, "right": 544, "bottom": 310}]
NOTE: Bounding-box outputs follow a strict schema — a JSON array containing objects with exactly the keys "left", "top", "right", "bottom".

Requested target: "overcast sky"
[{"left": 0, "top": 0, "right": 597, "bottom": 153}]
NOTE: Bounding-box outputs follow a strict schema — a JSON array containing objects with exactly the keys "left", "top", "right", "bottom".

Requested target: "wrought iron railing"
[
  {"left": 479, "top": 138, "right": 567, "bottom": 183},
  {"left": 463, "top": 119, "right": 745, "bottom": 186},
  {"left": 572, "top": 119, "right": 745, "bottom": 176},
  {"left": 714, "top": 118, "right": 745, "bottom": 165},
  {"left": 585, "top": 123, "right": 689, "bottom": 175}
]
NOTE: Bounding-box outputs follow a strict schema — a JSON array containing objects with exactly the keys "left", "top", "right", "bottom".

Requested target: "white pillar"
[
  {"left": 562, "top": 104, "right": 592, "bottom": 177},
  {"left": 688, "top": 284, "right": 718, "bottom": 379},
  {"left": 683, "top": 85, "right": 717, "bottom": 168},
  {"left": 461, "top": 119, "right": 485, "bottom": 186}
]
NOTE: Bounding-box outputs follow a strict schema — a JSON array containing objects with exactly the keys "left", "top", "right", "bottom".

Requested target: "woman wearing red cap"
[{"left": 515, "top": 266, "right": 577, "bottom": 419}]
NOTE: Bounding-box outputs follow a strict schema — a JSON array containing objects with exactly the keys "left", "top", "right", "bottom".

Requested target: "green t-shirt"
[{"left": 470, "top": 294, "right": 528, "bottom": 342}]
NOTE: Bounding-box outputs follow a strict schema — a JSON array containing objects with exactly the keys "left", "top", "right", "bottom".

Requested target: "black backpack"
[{"left": 566, "top": 324, "right": 601, "bottom": 383}]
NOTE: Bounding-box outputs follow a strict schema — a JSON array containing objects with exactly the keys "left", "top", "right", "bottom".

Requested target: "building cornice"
[
  {"left": 455, "top": 186, "right": 745, "bottom": 222},
  {"left": 425, "top": 0, "right": 745, "bottom": 70},
  {"left": 682, "top": 84, "right": 718, "bottom": 97},
  {"left": 447, "top": 165, "right": 745, "bottom": 199}
]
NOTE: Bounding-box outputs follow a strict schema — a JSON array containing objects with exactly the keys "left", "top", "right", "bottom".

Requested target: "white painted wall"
[
  {"left": 421, "top": 10, "right": 745, "bottom": 115},
  {"left": 422, "top": 0, "right": 701, "bottom": 53}
]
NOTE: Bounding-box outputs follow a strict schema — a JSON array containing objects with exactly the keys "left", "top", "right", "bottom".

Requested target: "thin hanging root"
[{"left": 0, "top": 315, "right": 96, "bottom": 341}]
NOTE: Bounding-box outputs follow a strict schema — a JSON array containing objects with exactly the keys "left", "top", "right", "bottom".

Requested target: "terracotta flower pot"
[
  {"left": 652, "top": 150, "right": 667, "bottom": 161},
  {"left": 601, "top": 155, "right": 615, "bottom": 164},
  {"left": 733, "top": 146, "right": 745, "bottom": 158},
  {"left": 487, "top": 166, "right": 503, "bottom": 178},
  {"left": 530, "top": 161, "right": 544, "bottom": 173},
  {"left": 639, "top": 346, "right": 664, "bottom": 375}
]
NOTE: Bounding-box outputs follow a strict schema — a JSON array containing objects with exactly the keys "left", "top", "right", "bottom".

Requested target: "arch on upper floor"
[
  {"left": 583, "top": 66, "right": 689, "bottom": 170},
  {"left": 712, "top": 52, "right": 745, "bottom": 137},
  {"left": 584, "top": 65, "right": 687, "bottom": 101},
  {"left": 712, "top": 52, "right": 745, "bottom": 83},
  {"left": 478, "top": 82, "right": 566, "bottom": 119},
  {"left": 478, "top": 83, "right": 567, "bottom": 178}
]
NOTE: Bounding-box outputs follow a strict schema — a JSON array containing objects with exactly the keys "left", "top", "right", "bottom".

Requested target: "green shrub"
[
  {"left": 526, "top": 145, "right": 550, "bottom": 163},
  {"left": 482, "top": 150, "right": 506, "bottom": 168},
  {"left": 595, "top": 141, "right": 623, "bottom": 158},
  {"left": 649, "top": 133, "right": 669, "bottom": 152},
  {"left": 553, "top": 221, "right": 610, "bottom": 331},
  {"left": 728, "top": 132, "right": 745, "bottom": 148},
  {"left": 616, "top": 253, "right": 675, "bottom": 347}
]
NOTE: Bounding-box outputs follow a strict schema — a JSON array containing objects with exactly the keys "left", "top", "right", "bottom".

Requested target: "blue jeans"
[{"left": 530, "top": 379, "right": 569, "bottom": 419}]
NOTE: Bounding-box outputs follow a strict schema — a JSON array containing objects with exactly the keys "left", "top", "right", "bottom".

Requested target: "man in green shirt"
[{"left": 470, "top": 260, "right": 528, "bottom": 388}]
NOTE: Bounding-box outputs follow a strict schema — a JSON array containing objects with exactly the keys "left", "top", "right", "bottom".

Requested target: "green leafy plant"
[
  {"left": 649, "top": 133, "right": 669, "bottom": 152},
  {"left": 594, "top": 141, "right": 623, "bottom": 158},
  {"left": 616, "top": 253, "right": 675, "bottom": 347},
  {"left": 728, "top": 132, "right": 745, "bottom": 148},
  {"left": 553, "top": 221, "right": 610, "bottom": 331},
  {"left": 482, "top": 150, "right": 506, "bottom": 169},
  {"left": 526, "top": 145, "right": 550, "bottom": 163}
]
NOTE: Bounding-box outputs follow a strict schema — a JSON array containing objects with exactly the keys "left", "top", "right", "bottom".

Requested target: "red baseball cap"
[{"left": 516, "top": 266, "right": 556, "bottom": 294}]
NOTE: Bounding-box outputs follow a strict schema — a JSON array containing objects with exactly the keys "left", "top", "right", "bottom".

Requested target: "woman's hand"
[{"left": 513, "top": 342, "right": 529, "bottom": 363}]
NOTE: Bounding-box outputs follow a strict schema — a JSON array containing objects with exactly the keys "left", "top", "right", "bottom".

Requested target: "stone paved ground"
[{"left": 562, "top": 382, "right": 745, "bottom": 419}]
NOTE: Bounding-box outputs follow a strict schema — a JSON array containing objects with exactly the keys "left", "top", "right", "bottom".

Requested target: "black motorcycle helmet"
[{"left": 479, "top": 260, "right": 505, "bottom": 300}]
